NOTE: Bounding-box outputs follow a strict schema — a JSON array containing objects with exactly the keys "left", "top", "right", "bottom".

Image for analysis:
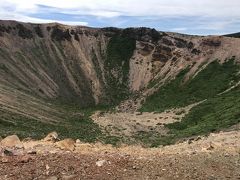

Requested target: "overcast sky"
[{"left": 0, "top": 0, "right": 239, "bottom": 35}]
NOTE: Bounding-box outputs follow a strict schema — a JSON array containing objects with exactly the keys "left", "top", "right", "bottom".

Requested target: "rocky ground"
[
  {"left": 0, "top": 130, "right": 240, "bottom": 180},
  {"left": 91, "top": 102, "right": 203, "bottom": 139}
]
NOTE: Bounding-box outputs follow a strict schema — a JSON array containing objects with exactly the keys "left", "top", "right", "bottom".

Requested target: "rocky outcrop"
[
  {"left": 201, "top": 38, "right": 221, "bottom": 47},
  {"left": 43, "top": 132, "right": 59, "bottom": 142},
  {"left": 1, "top": 135, "right": 23, "bottom": 148},
  {"left": 55, "top": 138, "right": 75, "bottom": 151}
]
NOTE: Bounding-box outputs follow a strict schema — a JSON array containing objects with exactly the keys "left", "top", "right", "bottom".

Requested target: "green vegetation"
[
  {"left": 105, "top": 35, "right": 136, "bottom": 104},
  {"left": 225, "top": 32, "right": 240, "bottom": 38},
  {"left": 16, "top": 24, "right": 33, "bottom": 39},
  {"left": 102, "top": 135, "right": 122, "bottom": 146},
  {"left": 133, "top": 131, "right": 174, "bottom": 147},
  {"left": 134, "top": 87, "right": 240, "bottom": 147},
  {"left": 141, "top": 59, "right": 239, "bottom": 112},
  {"left": 0, "top": 108, "right": 102, "bottom": 142},
  {"left": 135, "top": 59, "right": 240, "bottom": 147},
  {"left": 167, "top": 88, "right": 240, "bottom": 138},
  {"left": 51, "top": 25, "right": 71, "bottom": 41},
  {"left": 0, "top": 102, "right": 123, "bottom": 145}
]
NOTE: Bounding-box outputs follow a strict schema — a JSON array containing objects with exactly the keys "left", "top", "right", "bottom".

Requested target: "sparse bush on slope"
[
  {"left": 105, "top": 35, "right": 136, "bottom": 104},
  {"left": 140, "top": 59, "right": 239, "bottom": 112}
]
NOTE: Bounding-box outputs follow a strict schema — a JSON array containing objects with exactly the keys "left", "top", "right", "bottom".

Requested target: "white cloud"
[
  {"left": 170, "top": 27, "right": 188, "bottom": 32},
  {"left": 0, "top": 0, "right": 89, "bottom": 25},
  {"left": 0, "top": 0, "right": 239, "bottom": 34},
  {"left": 0, "top": 12, "right": 88, "bottom": 25},
  {"left": 1, "top": 0, "right": 240, "bottom": 18}
]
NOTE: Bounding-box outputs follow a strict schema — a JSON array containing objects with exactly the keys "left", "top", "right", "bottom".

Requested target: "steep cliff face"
[
  {"left": 0, "top": 21, "right": 162, "bottom": 106},
  {"left": 0, "top": 21, "right": 108, "bottom": 106},
  {"left": 1, "top": 20, "right": 240, "bottom": 123}
]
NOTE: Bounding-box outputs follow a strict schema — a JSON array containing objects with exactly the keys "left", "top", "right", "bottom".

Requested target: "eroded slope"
[{"left": 1, "top": 20, "right": 240, "bottom": 143}]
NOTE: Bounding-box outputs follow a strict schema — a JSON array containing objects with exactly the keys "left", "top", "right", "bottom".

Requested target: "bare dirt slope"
[{"left": 0, "top": 130, "right": 240, "bottom": 180}]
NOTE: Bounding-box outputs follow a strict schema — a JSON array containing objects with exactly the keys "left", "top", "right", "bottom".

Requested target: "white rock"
[{"left": 96, "top": 160, "right": 106, "bottom": 167}]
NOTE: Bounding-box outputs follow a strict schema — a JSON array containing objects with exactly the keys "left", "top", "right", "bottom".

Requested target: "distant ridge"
[{"left": 224, "top": 32, "right": 240, "bottom": 38}]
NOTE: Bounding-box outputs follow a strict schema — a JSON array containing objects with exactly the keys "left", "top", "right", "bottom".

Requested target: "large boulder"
[
  {"left": 55, "top": 138, "right": 75, "bottom": 151},
  {"left": 1, "top": 135, "right": 23, "bottom": 148},
  {"left": 43, "top": 132, "right": 58, "bottom": 142}
]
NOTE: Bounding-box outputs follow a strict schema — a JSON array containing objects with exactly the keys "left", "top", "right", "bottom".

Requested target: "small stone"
[
  {"left": 62, "top": 175, "right": 77, "bottom": 180},
  {"left": 96, "top": 160, "right": 106, "bottom": 167},
  {"left": 206, "top": 143, "right": 214, "bottom": 150},
  {"left": 135, "top": 112, "right": 142, "bottom": 115},
  {"left": 1, "top": 157, "right": 9, "bottom": 163},
  {"left": 225, "top": 175, "right": 231, "bottom": 179},
  {"left": 224, "top": 153, "right": 230, "bottom": 157},
  {"left": 3, "top": 147, "right": 24, "bottom": 156},
  {"left": 76, "top": 139, "right": 81, "bottom": 144},
  {"left": 46, "top": 176, "right": 58, "bottom": 180},
  {"left": 3, "top": 149, "right": 14, "bottom": 156},
  {"left": 18, "top": 155, "right": 32, "bottom": 163},
  {"left": 27, "top": 150, "right": 37, "bottom": 155},
  {"left": 187, "top": 137, "right": 195, "bottom": 144},
  {"left": 191, "top": 151, "right": 197, "bottom": 155},
  {"left": 195, "top": 136, "right": 202, "bottom": 141},
  {"left": 46, "top": 164, "right": 50, "bottom": 175}
]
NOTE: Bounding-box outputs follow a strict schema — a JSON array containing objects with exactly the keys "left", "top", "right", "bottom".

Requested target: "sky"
[{"left": 0, "top": 0, "right": 239, "bottom": 35}]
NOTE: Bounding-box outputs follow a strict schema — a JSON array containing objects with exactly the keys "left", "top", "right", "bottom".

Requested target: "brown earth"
[{"left": 0, "top": 130, "right": 240, "bottom": 180}]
